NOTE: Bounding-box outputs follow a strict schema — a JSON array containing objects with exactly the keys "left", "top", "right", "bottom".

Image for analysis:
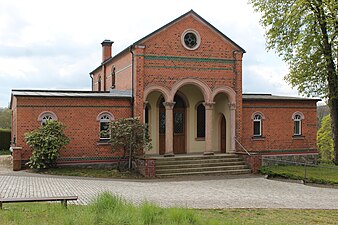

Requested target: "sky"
[{"left": 0, "top": 0, "right": 300, "bottom": 108}]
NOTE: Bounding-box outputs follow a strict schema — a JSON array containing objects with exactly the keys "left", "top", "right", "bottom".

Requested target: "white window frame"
[
  {"left": 97, "top": 112, "right": 114, "bottom": 140},
  {"left": 293, "top": 114, "right": 302, "bottom": 136},
  {"left": 253, "top": 114, "right": 262, "bottom": 137},
  {"left": 37, "top": 111, "right": 58, "bottom": 126}
]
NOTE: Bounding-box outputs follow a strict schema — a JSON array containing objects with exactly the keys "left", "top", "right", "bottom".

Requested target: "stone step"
[
  {"left": 155, "top": 154, "right": 239, "bottom": 161},
  {"left": 156, "top": 165, "right": 250, "bottom": 174},
  {"left": 156, "top": 157, "right": 244, "bottom": 165},
  {"left": 157, "top": 169, "right": 251, "bottom": 177},
  {"left": 156, "top": 161, "right": 246, "bottom": 169}
]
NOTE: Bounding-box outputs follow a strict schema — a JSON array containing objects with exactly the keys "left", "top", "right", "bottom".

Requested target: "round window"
[
  {"left": 184, "top": 32, "right": 197, "bottom": 48},
  {"left": 181, "top": 29, "right": 200, "bottom": 50}
]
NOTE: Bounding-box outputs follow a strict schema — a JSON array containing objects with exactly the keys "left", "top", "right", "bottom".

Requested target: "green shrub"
[
  {"left": 0, "top": 128, "right": 11, "bottom": 150},
  {"left": 25, "top": 120, "right": 70, "bottom": 169},
  {"left": 317, "top": 115, "right": 334, "bottom": 163}
]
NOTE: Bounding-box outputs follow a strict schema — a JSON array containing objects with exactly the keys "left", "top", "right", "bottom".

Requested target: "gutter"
[
  {"left": 129, "top": 45, "right": 135, "bottom": 118},
  {"left": 89, "top": 74, "right": 94, "bottom": 91}
]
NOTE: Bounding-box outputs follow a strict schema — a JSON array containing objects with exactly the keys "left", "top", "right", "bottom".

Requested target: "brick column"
[
  {"left": 163, "top": 102, "right": 175, "bottom": 156},
  {"left": 12, "top": 147, "right": 22, "bottom": 171},
  {"left": 229, "top": 103, "right": 236, "bottom": 153},
  {"left": 204, "top": 102, "right": 215, "bottom": 155}
]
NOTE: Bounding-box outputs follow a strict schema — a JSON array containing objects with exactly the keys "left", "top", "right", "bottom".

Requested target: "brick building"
[{"left": 10, "top": 10, "right": 319, "bottom": 172}]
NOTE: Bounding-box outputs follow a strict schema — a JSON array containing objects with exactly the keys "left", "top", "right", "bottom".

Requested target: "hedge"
[{"left": 0, "top": 129, "right": 11, "bottom": 150}]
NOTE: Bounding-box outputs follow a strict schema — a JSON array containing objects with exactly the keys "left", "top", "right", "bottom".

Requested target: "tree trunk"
[
  {"left": 314, "top": 1, "right": 338, "bottom": 164},
  {"left": 330, "top": 98, "right": 338, "bottom": 165}
]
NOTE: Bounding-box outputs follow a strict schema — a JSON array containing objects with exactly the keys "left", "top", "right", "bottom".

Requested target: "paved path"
[{"left": 1, "top": 169, "right": 338, "bottom": 209}]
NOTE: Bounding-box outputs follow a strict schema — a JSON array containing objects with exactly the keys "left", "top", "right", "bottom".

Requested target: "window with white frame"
[
  {"left": 253, "top": 114, "right": 262, "bottom": 136},
  {"left": 97, "top": 112, "right": 114, "bottom": 140},
  {"left": 293, "top": 114, "right": 302, "bottom": 136},
  {"left": 99, "top": 114, "right": 111, "bottom": 140},
  {"left": 38, "top": 112, "right": 57, "bottom": 126}
]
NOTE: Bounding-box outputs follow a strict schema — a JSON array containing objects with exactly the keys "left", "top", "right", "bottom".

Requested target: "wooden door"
[
  {"left": 220, "top": 115, "right": 226, "bottom": 153},
  {"left": 173, "top": 108, "right": 186, "bottom": 154},
  {"left": 159, "top": 108, "right": 165, "bottom": 155}
]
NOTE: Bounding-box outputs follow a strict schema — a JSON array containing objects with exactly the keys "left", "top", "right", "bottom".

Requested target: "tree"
[
  {"left": 317, "top": 115, "right": 334, "bottom": 162},
  {"left": 25, "top": 120, "right": 70, "bottom": 169},
  {"left": 108, "top": 118, "right": 151, "bottom": 171},
  {"left": 0, "top": 108, "right": 11, "bottom": 129},
  {"left": 317, "top": 104, "right": 330, "bottom": 128},
  {"left": 250, "top": 0, "right": 338, "bottom": 164}
]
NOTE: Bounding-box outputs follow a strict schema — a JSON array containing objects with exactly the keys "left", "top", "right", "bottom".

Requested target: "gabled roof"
[
  {"left": 90, "top": 10, "right": 246, "bottom": 74},
  {"left": 134, "top": 10, "right": 246, "bottom": 53}
]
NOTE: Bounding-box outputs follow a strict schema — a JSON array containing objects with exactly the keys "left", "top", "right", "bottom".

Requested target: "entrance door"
[
  {"left": 158, "top": 95, "right": 186, "bottom": 155},
  {"left": 173, "top": 108, "right": 185, "bottom": 154},
  {"left": 173, "top": 95, "right": 186, "bottom": 154},
  {"left": 220, "top": 115, "right": 226, "bottom": 153}
]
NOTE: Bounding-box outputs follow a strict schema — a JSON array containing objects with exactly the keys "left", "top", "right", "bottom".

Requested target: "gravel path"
[{"left": 0, "top": 170, "right": 337, "bottom": 209}]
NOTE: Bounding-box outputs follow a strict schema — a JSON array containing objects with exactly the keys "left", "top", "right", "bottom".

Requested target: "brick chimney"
[{"left": 101, "top": 39, "right": 114, "bottom": 62}]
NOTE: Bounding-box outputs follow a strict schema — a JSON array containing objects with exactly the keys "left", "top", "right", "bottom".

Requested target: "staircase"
[{"left": 155, "top": 154, "right": 251, "bottom": 177}]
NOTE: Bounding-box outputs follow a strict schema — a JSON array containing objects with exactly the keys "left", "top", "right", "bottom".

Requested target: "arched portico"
[
  {"left": 144, "top": 85, "right": 170, "bottom": 102},
  {"left": 211, "top": 87, "right": 236, "bottom": 153},
  {"left": 144, "top": 81, "right": 236, "bottom": 155},
  {"left": 170, "top": 78, "right": 211, "bottom": 102}
]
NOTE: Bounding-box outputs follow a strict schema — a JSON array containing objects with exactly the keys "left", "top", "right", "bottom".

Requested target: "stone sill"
[
  {"left": 252, "top": 136, "right": 265, "bottom": 141},
  {"left": 292, "top": 135, "right": 305, "bottom": 140},
  {"left": 195, "top": 137, "right": 205, "bottom": 141},
  {"left": 96, "top": 140, "right": 110, "bottom": 146}
]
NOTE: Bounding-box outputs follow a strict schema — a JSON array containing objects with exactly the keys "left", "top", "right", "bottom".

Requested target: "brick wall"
[
  {"left": 92, "top": 52, "right": 132, "bottom": 92},
  {"left": 14, "top": 96, "right": 132, "bottom": 163},
  {"left": 241, "top": 100, "right": 318, "bottom": 153}
]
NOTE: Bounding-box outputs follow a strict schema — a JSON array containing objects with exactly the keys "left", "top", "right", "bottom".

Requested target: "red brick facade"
[
  {"left": 242, "top": 98, "right": 317, "bottom": 153},
  {"left": 10, "top": 10, "right": 319, "bottom": 170},
  {"left": 11, "top": 94, "right": 132, "bottom": 166}
]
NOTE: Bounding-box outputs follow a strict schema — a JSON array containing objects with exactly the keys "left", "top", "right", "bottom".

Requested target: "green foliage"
[
  {"left": 0, "top": 149, "right": 11, "bottom": 155},
  {"left": 0, "top": 107, "right": 11, "bottom": 129},
  {"left": 260, "top": 164, "right": 338, "bottom": 184},
  {"left": 317, "top": 115, "right": 334, "bottom": 162},
  {"left": 0, "top": 128, "right": 11, "bottom": 150},
  {"left": 25, "top": 120, "right": 70, "bottom": 169},
  {"left": 250, "top": 0, "right": 337, "bottom": 98},
  {"left": 108, "top": 117, "right": 152, "bottom": 170},
  {"left": 250, "top": 0, "right": 338, "bottom": 164},
  {"left": 1, "top": 194, "right": 338, "bottom": 225}
]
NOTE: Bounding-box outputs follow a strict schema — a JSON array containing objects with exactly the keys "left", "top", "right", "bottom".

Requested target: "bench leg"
[
  {"left": 0, "top": 202, "right": 2, "bottom": 210},
  {"left": 61, "top": 200, "right": 67, "bottom": 208}
]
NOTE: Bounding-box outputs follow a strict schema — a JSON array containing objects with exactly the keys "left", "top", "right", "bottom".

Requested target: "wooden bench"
[{"left": 0, "top": 196, "right": 78, "bottom": 209}]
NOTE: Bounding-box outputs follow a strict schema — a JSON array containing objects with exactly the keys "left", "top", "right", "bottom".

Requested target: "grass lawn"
[
  {"left": 0, "top": 149, "right": 11, "bottom": 155},
  {"left": 260, "top": 164, "right": 338, "bottom": 185},
  {"left": 0, "top": 192, "right": 337, "bottom": 225},
  {"left": 34, "top": 167, "right": 144, "bottom": 179}
]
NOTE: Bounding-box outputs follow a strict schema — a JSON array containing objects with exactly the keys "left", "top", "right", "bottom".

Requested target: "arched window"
[
  {"left": 38, "top": 111, "right": 58, "bottom": 126},
  {"left": 97, "top": 112, "right": 114, "bottom": 140},
  {"left": 111, "top": 66, "right": 116, "bottom": 88},
  {"left": 253, "top": 114, "right": 262, "bottom": 136},
  {"left": 292, "top": 112, "right": 304, "bottom": 136},
  {"left": 196, "top": 103, "right": 205, "bottom": 138},
  {"left": 98, "top": 76, "right": 102, "bottom": 91}
]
